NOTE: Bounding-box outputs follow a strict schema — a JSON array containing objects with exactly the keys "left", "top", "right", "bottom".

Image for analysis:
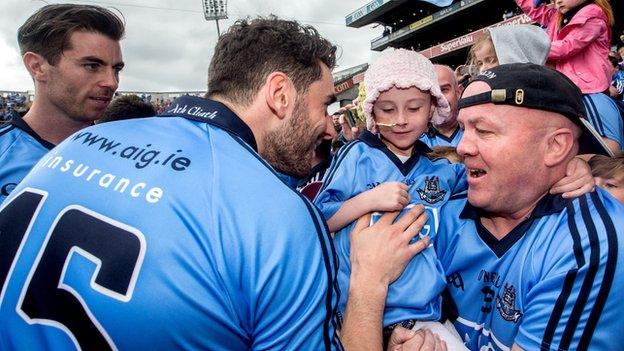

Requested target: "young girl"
[
  {"left": 315, "top": 49, "right": 468, "bottom": 348},
  {"left": 314, "top": 49, "right": 592, "bottom": 347},
  {"left": 468, "top": 24, "right": 551, "bottom": 73},
  {"left": 515, "top": 0, "right": 622, "bottom": 152}
]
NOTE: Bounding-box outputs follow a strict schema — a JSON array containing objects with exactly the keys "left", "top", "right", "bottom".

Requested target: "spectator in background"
[
  {"left": 589, "top": 151, "right": 624, "bottom": 203},
  {"left": 0, "top": 93, "right": 28, "bottom": 121},
  {"left": 421, "top": 64, "right": 463, "bottom": 148},
  {"left": 608, "top": 52, "right": 624, "bottom": 100},
  {"left": 97, "top": 94, "right": 157, "bottom": 123},
  {"left": 469, "top": 23, "right": 622, "bottom": 154},
  {"left": 515, "top": 0, "right": 622, "bottom": 153},
  {"left": 297, "top": 139, "right": 335, "bottom": 200},
  {"left": 468, "top": 25, "right": 550, "bottom": 73},
  {"left": 0, "top": 4, "right": 124, "bottom": 203}
]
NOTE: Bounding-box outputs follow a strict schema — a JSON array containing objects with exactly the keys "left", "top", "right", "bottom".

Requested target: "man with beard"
[
  {"left": 0, "top": 16, "right": 436, "bottom": 350},
  {"left": 0, "top": 4, "right": 125, "bottom": 203},
  {"left": 0, "top": 16, "right": 338, "bottom": 350}
]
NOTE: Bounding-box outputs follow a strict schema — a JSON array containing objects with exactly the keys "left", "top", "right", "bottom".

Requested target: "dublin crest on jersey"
[
  {"left": 417, "top": 176, "right": 446, "bottom": 204},
  {"left": 496, "top": 283, "right": 522, "bottom": 323}
]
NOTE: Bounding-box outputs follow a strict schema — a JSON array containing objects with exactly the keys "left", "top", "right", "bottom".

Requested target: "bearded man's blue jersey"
[
  {"left": 437, "top": 191, "right": 624, "bottom": 351},
  {"left": 419, "top": 125, "right": 464, "bottom": 148},
  {"left": 0, "top": 113, "right": 54, "bottom": 204},
  {"left": 314, "top": 130, "right": 467, "bottom": 327},
  {"left": 0, "top": 96, "right": 342, "bottom": 350}
]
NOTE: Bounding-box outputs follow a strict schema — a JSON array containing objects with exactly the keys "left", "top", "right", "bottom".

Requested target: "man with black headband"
[
  {"left": 358, "top": 63, "right": 624, "bottom": 351},
  {"left": 435, "top": 63, "right": 623, "bottom": 350}
]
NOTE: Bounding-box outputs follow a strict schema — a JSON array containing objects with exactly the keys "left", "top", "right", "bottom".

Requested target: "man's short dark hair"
[
  {"left": 207, "top": 16, "right": 337, "bottom": 106},
  {"left": 18, "top": 4, "right": 125, "bottom": 65},
  {"left": 98, "top": 95, "right": 156, "bottom": 124}
]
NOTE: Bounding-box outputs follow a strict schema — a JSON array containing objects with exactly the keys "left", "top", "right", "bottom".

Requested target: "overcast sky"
[{"left": 0, "top": 0, "right": 383, "bottom": 92}]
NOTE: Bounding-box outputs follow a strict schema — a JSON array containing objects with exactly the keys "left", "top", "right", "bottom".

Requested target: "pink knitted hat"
[{"left": 363, "top": 49, "right": 451, "bottom": 132}]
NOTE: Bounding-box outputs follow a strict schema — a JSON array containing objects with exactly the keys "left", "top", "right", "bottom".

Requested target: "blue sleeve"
[
  {"left": 434, "top": 196, "right": 466, "bottom": 266},
  {"left": 314, "top": 143, "right": 361, "bottom": 220},
  {"left": 249, "top": 197, "right": 341, "bottom": 350},
  {"left": 516, "top": 192, "right": 624, "bottom": 350},
  {"left": 582, "top": 93, "right": 624, "bottom": 149}
]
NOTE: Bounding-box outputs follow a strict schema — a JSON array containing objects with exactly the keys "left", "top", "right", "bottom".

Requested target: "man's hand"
[
  {"left": 387, "top": 328, "right": 447, "bottom": 351},
  {"left": 350, "top": 205, "right": 429, "bottom": 287},
  {"left": 550, "top": 156, "right": 595, "bottom": 198},
  {"left": 340, "top": 206, "right": 430, "bottom": 351}
]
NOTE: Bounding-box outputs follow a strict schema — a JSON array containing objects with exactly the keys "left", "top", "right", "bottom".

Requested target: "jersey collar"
[
  {"left": 159, "top": 96, "right": 258, "bottom": 152},
  {"left": 9, "top": 112, "right": 55, "bottom": 150},
  {"left": 459, "top": 193, "right": 569, "bottom": 257},
  {"left": 425, "top": 124, "right": 461, "bottom": 143},
  {"left": 358, "top": 129, "right": 432, "bottom": 176}
]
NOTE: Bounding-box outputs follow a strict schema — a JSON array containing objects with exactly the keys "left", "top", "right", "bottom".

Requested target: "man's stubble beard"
[{"left": 260, "top": 99, "right": 316, "bottom": 178}]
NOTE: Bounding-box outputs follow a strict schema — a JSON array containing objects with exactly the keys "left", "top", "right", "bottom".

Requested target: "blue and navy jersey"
[
  {"left": 314, "top": 130, "right": 467, "bottom": 326},
  {"left": 437, "top": 191, "right": 624, "bottom": 351},
  {"left": 583, "top": 92, "right": 624, "bottom": 149},
  {"left": 420, "top": 124, "right": 464, "bottom": 148},
  {"left": 0, "top": 113, "right": 54, "bottom": 204},
  {"left": 0, "top": 96, "right": 342, "bottom": 350}
]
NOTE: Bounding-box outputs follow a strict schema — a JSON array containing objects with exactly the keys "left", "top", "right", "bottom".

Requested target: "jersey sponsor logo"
[
  {"left": 71, "top": 131, "right": 191, "bottom": 172},
  {"left": 36, "top": 154, "right": 165, "bottom": 205},
  {"left": 496, "top": 283, "right": 522, "bottom": 323},
  {"left": 1, "top": 182, "right": 17, "bottom": 196},
  {"left": 417, "top": 176, "right": 447, "bottom": 204}
]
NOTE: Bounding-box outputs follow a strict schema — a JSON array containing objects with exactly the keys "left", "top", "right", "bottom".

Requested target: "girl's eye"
[
  {"left": 605, "top": 183, "right": 618, "bottom": 189},
  {"left": 408, "top": 107, "right": 421, "bottom": 112},
  {"left": 381, "top": 109, "right": 394, "bottom": 113}
]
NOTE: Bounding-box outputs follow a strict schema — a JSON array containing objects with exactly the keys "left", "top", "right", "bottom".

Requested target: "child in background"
[
  {"left": 469, "top": 22, "right": 622, "bottom": 154},
  {"left": 314, "top": 49, "right": 592, "bottom": 348},
  {"left": 468, "top": 24, "right": 551, "bottom": 73},
  {"left": 589, "top": 152, "right": 624, "bottom": 203},
  {"left": 515, "top": 0, "right": 622, "bottom": 153}
]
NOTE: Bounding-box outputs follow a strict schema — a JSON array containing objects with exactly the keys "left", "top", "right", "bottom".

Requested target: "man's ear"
[
  {"left": 22, "top": 52, "right": 49, "bottom": 83},
  {"left": 264, "top": 72, "right": 295, "bottom": 120},
  {"left": 544, "top": 128, "right": 575, "bottom": 167}
]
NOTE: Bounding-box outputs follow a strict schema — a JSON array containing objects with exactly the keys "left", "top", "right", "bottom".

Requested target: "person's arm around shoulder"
[{"left": 549, "top": 156, "right": 595, "bottom": 198}]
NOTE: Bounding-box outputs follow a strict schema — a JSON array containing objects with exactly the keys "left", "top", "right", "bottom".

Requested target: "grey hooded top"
[{"left": 489, "top": 24, "right": 551, "bottom": 65}]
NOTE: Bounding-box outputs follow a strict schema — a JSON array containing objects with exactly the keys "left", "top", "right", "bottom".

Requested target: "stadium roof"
[
  {"left": 370, "top": 0, "right": 513, "bottom": 51},
  {"left": 345, "top": 0, "right": 443, "bottom": 28}
]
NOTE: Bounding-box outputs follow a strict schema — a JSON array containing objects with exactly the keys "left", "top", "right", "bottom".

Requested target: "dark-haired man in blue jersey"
[
  {"left": 0, "top": 15, "right": 436, "bottom": 350},
  {"left": 0, "top": 16, "right": 340, "bottom": 350},
  {"left": 0, "top": 4, "right": 125, "bottom": 204}
]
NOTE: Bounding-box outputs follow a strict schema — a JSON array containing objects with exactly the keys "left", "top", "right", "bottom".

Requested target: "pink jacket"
[{"left": 515, "top": 0, "right": 611, "bottom": 94}]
